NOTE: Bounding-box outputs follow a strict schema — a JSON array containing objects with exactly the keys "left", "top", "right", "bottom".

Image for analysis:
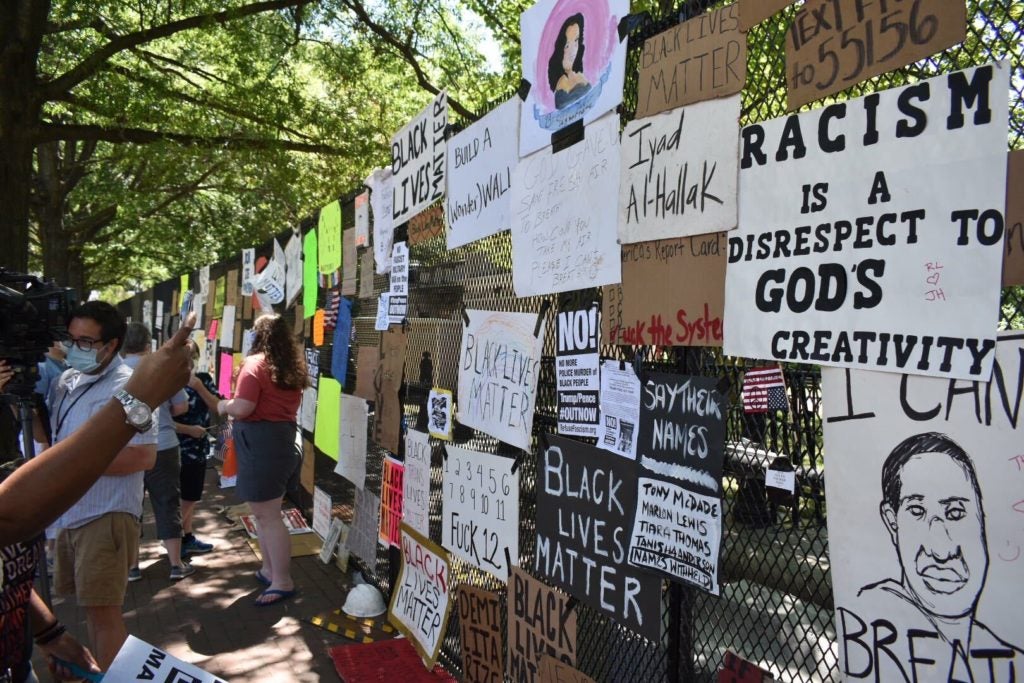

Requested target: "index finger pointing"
[{"left": 167, "top": 312, "right": 197, "bottom": 348}]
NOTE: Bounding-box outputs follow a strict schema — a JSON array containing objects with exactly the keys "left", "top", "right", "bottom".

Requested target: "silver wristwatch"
[{"left": 114, "top": 390, "right": 154, "bottom": 432}]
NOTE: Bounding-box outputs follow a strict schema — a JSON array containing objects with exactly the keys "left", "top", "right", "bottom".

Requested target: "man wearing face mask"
[{"left": 46, "top": 301, "right": 158, "bottom": 671}]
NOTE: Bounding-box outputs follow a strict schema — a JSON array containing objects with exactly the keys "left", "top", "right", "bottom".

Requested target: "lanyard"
[{"left": 54, "top": 379, "right": 99, "bottom": 441}]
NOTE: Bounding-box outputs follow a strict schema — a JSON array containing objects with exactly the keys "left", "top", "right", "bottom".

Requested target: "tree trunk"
[
  {"left": 0, "top": 1, "right": 49, "bottom": 273},
  {"left": 35, "top": 141, "right": 88, "bottom": 296}
]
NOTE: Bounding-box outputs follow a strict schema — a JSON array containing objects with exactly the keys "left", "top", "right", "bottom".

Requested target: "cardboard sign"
[
  {"left": 511, "top": 113, "right": 622, "bottom": 297},
  {"left": 787, "top": 0, "right": 967, "bottom": 110},
  {"left": 1004, "top": 150, "right": 1024, "bottom": 286},
  {"left": 388, "top": 523, "right": 453, "bottom": 669},
  {"left": 718, "top": 651, "right": 774, "bottom": 683},
  {"left": 507, "top": 566, "right": 577, "bottom": 683},
  {"left": 359, "top": 250, "right": 376, "bottom": 299},
  {"left": 342, "top": 228, "right": 357, "bottom": 295},
  {"left": 314, "top": 377, "right": 341, "bottom": 461},
  {"left": 604, "top": 233, "right": 726, "bottom": 347},
  {"left": 105, "top": 636, "right": 227, "bottom": 682},
  {"left": 629, "top": 372, "right": 726, "bottom": 593},
  {"left": 636, "top": 4, "right": 745, "bottom": 118},
  {"left": 725, "top": 64, "right": 1009, "bottom": 381},
  {"left": 619, "top": 95, "right": 740, "bottom": 243},
  {"left": 822, "top": 333, "right": 1024, "bottom": 681},
  {"left": 391, "top": 92, "right": 447, "bottom": 225},
  {"left": 536, "top": 435, "right": 662, "bottom": 640},
  {"left": 379, "top": 455, "right": 405, "bottom": 548},
  {"left": 318, "top": 200, "right": 343, "bottom": 276},
  {"left": 738, "top": 0, "right": 794, "bottom": 31},
  {"left": 446, "top": 99, "right": 518, "bottom": 249},
  {"left": 539, "top": 656, "right": 594, "bottom": 683},
  {"left": 457, "top": 585, "right": 503, "bottom": 683},
  {"left": 354, "top": 346, "right": 379, "bottom": 402},
  {"left": 518, "top": 0, "right": 628, "bottom": 156},
  {"left": 403, "top": 429, "right": 432, "bottom": 537},
  {"left": 409, "top": 202, "right": 445, "bottom": 246},
  {"left": 334, "top": 395, "right": 369, "bottom": 490},
  {"left": 427, "top": 387, "right": 454, "bottom": 440},
  {"left": 388, "top": 241, "right": 409, "bottom": 324},
  {"left": 374, "top": 325, "right": 406, "bottom": 454},
  {"left": 368, "top": 167, "right": 395, "bottom": 275},
  {"left": 348, "top": 488, "right": 380, "bottom": 570},
  {"left": 442, "top": 445, "right": 519, "bottom": 581},
  {"left": 313, "top": 486, "right": 332, "bottom": 539},
  {"left": 457, "top": 309, "right": 545, "bottom": 451},
  {"left": 355, "top": 191, "right": 370, "bottom": 247},
  {"left": 556, "top": 294, "right": 600, "bottom": 438}
]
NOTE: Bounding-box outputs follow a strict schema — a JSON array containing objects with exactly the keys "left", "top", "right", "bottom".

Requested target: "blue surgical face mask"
[{"left": 65, "top": 345, "right": 102, "bottom": 374}]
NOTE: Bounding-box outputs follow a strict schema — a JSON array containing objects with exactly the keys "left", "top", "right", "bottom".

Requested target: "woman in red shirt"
[{"left": 217, "top": 314, "right": 306, "bottom": 606}]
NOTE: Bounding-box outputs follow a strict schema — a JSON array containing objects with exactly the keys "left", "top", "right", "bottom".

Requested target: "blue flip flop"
[
  {"left": 254, "top": 588, "right": 297, "bottom": 607},
  {"left": 255, "top": 570, "right": 271, "bottom": 586}
]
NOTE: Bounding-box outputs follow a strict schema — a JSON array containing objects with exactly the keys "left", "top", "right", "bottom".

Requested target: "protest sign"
[
  {"left": 334, "top": 395, "right": 369, "bottom": 489},
  {"left": 629, "top": 372, "right": 725, "bottom": 593},
  {"left": 442, "top": 445, "right": 519, "bottom": 581},
  {"left": 408, "top": 202, "right": 445, "bottom": 246},
  {"left": 427, "top": 387, "right": 454, "bottom": 440},
  {"left": 403, "top": 429, "right": 432, "bottom": 537},
  {"left": 389, "top": 523, "right": 453, "bottom": 669},
  {"left": 375, "top": 293, "right": 390, "bottom": 331},
  {"left": 636, "top": 4, "right": 745, "bottom": 118},
  {"left": 597, "top": 360, "right": 640, "bottom": 459},
  {"left": 391, "top": 91, "right": 447, "bottom": 225},
  {"left": 379, "top": 455, "right": 405, "bottom": 548},
  {"left": 787, "top": 0, "right": 966, "bottom": 110},
  {"left": 305, "top": 347, "right": 320, "bottom": 388},
  {"left": 446, "top": 99, "right": 518, "bottom": 249},
  {"left": 556, "top": 294, "right": 600, "bottom": 438},
  {"left": 511, "top": 113, "right": 622, "bottom": 297},
  {"left": 619, "top": 95, "right": 740, "bottom": 243},
  {"left": 343, "top": 228, "right": 357, "bottom": 295},
  {"left": 507, "top": 566, "right": 577, "bottom": 683},
  {"left": 360, "top": 250, "right": 376, "bottom": 298},
  {"left": 354, "top": 346, "right": 379, "bottom": 401},
  {"left": 105, "top": 636, "right": 227, "bottom": 682},
  {"left": 367, "top": 167, "right": 394, "bottom": 274},
  {"left": 241, "top": 248, "right": 256, "bottom": 296},
  {"left": 603, "top": 234, "right": 726, "bottom": 347},
  {"left": 457, "top": 309, "right": 545, "bottom": 451},
  {"left": 518, "top": 0, "right": 628, "bottom": 156},
  {"left": 302, "top": 228, "right": 318, "bottom": 315},
  {"left": 313, "top": 486, "right": 332, "bottom": 539},
  {"left": 320, "top": 518, "right": 348, "bottom": 566},
  {"left": 374, "top": 325, "right": 406, "bottom": 454},
  {"left": 285, "top": 234, "right": 302, "bottom": 307},
  {"left": 355, "top": 190, "right": 370, "bottom": 247},
  {"left": 738, "top": 0, "right": 794, "bottom": 31},
  {"left": 539, "top": 656, "right": 594, "bottom": 683},
  {"left": 1004, "top": 150, "right": 1024, "bottom": 286},
  {"left": 822, "top": 333, "right": 1024, "bottom": 681},
  {"left": 724, "top": 63, "right": 1010, "bottom": 381},
  {"left": 457, "top": 585, "right": 503, "bottom": 683},
  {"left": 389, "top": 241, "right": 409, "bottom": 324},
  {"left": 318, "top": 200, "right": 342, "bottom": 277},
  {"left": 314, "top": 377, "right": 341, "bottom": 461},
  {"left": 536, "top": 434, "right": 662, "bottom": 640},
  {"left": 348, "top": 488, "right": 380, "bottom": 569}
]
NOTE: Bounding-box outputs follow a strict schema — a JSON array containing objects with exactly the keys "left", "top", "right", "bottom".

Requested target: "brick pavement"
[{"left": 34, "top": 465, "right": 363, "bottom": 682}]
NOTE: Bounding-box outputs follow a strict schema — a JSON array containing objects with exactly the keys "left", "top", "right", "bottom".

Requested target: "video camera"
[{"left": 0, "top": 270, "right": 75, "bottom": 399}]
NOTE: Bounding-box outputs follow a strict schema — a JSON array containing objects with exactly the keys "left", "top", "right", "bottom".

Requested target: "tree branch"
[
  {"left": 337, "top": 0, "right": 476, "bottom": 121},
  {"left": 36, "top": 122, "right": 346, "bottom": 155},
  {"left": 41, "top": 0, "right": 313, "bottom": 99},
  {"left": 68, "top": 204, "right": 118, "bottom": 241}
]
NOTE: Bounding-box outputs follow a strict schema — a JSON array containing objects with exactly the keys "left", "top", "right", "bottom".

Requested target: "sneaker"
[
  {"left": 169, "top": 563, "right": 196, "bottom": 581},
  {"left": 128, "top": 566, "right": 142, "bottom": 582},
  {"left": 181, "top": 535, "right": 214, "bottom": 556}
]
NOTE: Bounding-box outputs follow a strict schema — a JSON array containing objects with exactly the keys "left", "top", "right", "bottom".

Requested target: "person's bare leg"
[
  {"left": 84, "top": 605, "right": 127, "bottom": 670},
  {"left": 249, "top": 498, "right": 292, "bottom": 599},
  {"left": 163, "top": 537, "right": 185, "bottom": 568},
  {"left": 181, "top": 499, "right": 197, "bottom": 535}
]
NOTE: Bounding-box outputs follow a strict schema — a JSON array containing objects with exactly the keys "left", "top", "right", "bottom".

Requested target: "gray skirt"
[{"left": 233, "top": 420, "right": 302, "bottom": 503}]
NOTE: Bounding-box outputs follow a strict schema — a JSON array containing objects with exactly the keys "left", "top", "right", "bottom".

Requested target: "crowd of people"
[{"left": 0, "top": 302, "right": 308, "bottom": 680}]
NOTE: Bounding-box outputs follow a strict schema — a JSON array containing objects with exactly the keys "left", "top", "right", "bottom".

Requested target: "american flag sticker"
[{"left": 741, "top": 365, "right": 788, "bottom": 414}]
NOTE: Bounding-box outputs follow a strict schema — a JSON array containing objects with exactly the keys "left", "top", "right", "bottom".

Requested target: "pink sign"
[{"left": 218, "top": 351, "right": 234, "bottom": 398}]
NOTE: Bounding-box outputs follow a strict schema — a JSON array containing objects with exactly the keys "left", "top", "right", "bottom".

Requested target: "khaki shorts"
[{"left": 55, "top": 512, "right": 139, "bottom": 606}]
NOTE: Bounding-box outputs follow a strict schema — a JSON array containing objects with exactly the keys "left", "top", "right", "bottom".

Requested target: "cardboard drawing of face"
[{"left": 881, "top": 453, "right": 988, "bottom": 619}]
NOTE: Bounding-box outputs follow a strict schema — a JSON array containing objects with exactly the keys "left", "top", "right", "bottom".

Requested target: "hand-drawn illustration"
[
  {"left": 427, "top": 387, "right": 454, "bottom": 440},
  {"left": 519, "top": 0, "right": 628, "bottom": 156}
]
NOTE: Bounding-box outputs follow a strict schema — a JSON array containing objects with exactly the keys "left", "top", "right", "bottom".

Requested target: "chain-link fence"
[{"left": 123, "top": 1, "right": 1022, "bottom": 680}]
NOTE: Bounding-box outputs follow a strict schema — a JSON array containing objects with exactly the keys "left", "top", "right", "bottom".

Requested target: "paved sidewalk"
[{"left": 35, "top": 466, "right": 360, "bottom": 681}]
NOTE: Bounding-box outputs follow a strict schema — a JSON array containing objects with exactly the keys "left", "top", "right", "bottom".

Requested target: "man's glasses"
[{"left": 59, "top": 336, "right": 108, "bottom": 352}]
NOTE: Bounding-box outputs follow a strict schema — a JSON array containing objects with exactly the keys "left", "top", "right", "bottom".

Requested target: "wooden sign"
[
  {"left": 1004, "top": 150, "right": 1024, "bottom": 286},
  {"left": 636, "top": 4, "right": 745, "bottom": 118},
  {"left": 786, "top": 0, "right": 966, "bottom": 110}
]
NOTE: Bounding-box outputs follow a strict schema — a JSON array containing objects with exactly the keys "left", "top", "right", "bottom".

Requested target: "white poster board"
[
  {"left": 446, "top": 98, "right": 518, "bottom": 249},
  {"left": 457, "top": 309, "right": 545, "bottom": 451},
  {"left": 367, "top": 167, "right": 394, "bottom": 274},
  {"left": 313, "top": 486, "right": 332, "bottom": 539},
  {"left": 285, "top": 233, "right": 302, "bottom": 307},
  {"left": 299, "top": 387, "right": 317, "bottom": 431},
  {"left": 518, "top": 0, "right": 629, "bottom": 156},
  {"left": 557, "top": 298, "right": 600, "bottom": 437},
  {"left": 822, "top": 333, "right": 1024, "bottom": 681},
  {"left": 403, "top": 429, "right": 432, "bottom": 537},
  {"left": 334, "top": 394, "right": 369, "bottom": 490},
  {"left": 218, "top": 305, "right": 236, "bottom": 348},
  {"left": 619, "top": 95, "right": 741, "bottom": 243},
  {"left": 106, "top": 636, "right": 227, "bottom": 682},
  {"left": 391, "top": 91, "right": 448, "bottom": 225},
  {"left": 724, "top": 63, "right": 1010, "bottom": 381},
  {"left": 442, "top": 445, "right": 519, "bottom": 582},
  {"left": 597, "top": 359, "right": 640, "bottom": 460},
  {"left": 347, "top": 488, "right": 379, "bottom": 571},
  {"left": 511, "top": 112, "right": 622, "bottom": 297},
  {"left": 389, "top": 524, "right": 453, "bottom": 669}
]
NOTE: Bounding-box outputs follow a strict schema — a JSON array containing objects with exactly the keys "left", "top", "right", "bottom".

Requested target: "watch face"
[{"left": 128, "top": 404, "right": 150, "bottom": 426}]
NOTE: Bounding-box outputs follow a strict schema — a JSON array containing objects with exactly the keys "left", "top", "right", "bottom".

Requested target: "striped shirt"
[{"left": 49, "top": 355, "right": 158, "bottom": 530}]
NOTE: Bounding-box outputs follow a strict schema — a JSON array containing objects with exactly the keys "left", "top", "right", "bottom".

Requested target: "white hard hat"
[{"left": 342, "top": 583, "right": 387, "bottom": 618}]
